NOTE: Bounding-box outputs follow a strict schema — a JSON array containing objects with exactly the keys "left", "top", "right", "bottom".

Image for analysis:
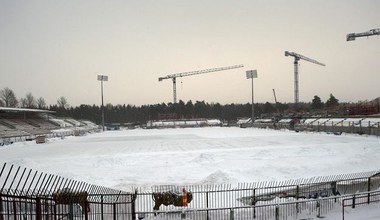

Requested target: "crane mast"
[
  {"left": 285, "top": 51, "right": 325, "bottom": 105},
  {"left": 347, "top": 28, "right": 380, "bottom": 41},
  {"left": 158, "top": 64, "right": 244, "bottom": 103}
]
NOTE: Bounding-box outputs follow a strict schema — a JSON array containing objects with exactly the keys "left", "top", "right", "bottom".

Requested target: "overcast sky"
[{"left": 0, "top": 0, "right": 379, "bottom": 107}]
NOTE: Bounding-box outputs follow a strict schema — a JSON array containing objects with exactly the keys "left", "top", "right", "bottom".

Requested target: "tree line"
[{"left": 0, "top": 87, "right": 340, "bottom": 124}]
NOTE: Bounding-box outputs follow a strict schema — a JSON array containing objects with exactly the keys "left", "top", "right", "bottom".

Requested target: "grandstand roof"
[{"left": 0, "top": 107, "right": 55, "bottom": 114}]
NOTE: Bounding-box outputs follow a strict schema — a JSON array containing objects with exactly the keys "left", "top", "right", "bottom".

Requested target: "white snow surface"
[{"left": 1, "top": 127, "right": 379, "bottom": 192}]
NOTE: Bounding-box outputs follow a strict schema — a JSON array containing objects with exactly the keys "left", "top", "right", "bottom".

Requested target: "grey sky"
[{"left": 0, "top": 0, "right": 379, "bottom": 107}]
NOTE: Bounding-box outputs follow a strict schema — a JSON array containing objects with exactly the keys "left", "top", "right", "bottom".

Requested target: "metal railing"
[
  {"left": 1, "top": 193, "right": 135, "bottom": 220},
  {"left": 133, "top": 171, "right": 380, "bottom": 219},
  {"left": 342, "top": 190, "right": 380, "bottom": 220},
  {"left": 295, "top": 121, "right": 380, "bottom": 136},
  {"left": 0, "top": 163, "right": 124, "bottom": 197},
  {"left": 0, "top": 163, "right": 136, "bottom": 220}
]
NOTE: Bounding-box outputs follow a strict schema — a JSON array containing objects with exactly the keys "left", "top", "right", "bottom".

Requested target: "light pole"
[
  {"left": 246, "top": 70, "right": 258, "bottom": 124},
  {"left": 97, "top": 75, "right": 108, "bottom": 131}
]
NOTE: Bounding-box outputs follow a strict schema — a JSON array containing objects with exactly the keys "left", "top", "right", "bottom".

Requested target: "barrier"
[{"left": 35, "top": 135, "right": 46, "bottom": 144}]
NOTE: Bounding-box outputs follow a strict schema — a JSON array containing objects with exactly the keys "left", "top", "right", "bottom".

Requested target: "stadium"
[
  {"left": 1, "top": 1, "right": 380, "bottom": 219},
  {"left": 1, "top": 106, "right": 380, "bottom": 219}
]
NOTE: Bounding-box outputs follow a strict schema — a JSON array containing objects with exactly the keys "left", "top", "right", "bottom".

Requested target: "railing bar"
[
  {"left": 31, "top": 172, "right": 44, "bottom": 196},
  {"left": 0, "top": 163, "right": 6, "bottom": 178},
  {"left": 0, "top": 164, "right": 14, "bottom": 193},
  {"left": 25, "top": 170, "right": 38, "bottom": 196},
  {"left": 14, "top": 168, "right": 26, "bottom": 194},
  {"left": 35, "top": 173, "right": 48, "bottom": 196},
  {"left": 7, "top": 166, "right": 20, "bottom": 194},
  {"left": 40, "top": 174, "right": 53, "bottom": 195},
  {"left": 51, "top": 176, "right": 62, "bottom": 193},
  {"left": 20, "top": 169, "right": 33, "bottom": 195}
]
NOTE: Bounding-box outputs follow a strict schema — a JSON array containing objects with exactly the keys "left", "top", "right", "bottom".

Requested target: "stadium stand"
[{"left": 0, "top": 107, "right": 99, "bottom": 144}]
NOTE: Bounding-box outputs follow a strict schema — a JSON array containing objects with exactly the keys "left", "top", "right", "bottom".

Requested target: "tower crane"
[
  {"left": 285, "top": 51, "right": 325, "bottom": 105},
  {"left": 347, "top": 28, "right": 380, "bottom": 41},
  {"left": 158, "top": 64, "right": 244, "bottom": 103},
  {"left": 272, "top": 89, "right": 278, "bottom": 104}
]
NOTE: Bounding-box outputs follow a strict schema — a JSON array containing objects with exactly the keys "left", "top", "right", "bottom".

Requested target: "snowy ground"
[
  {"left": 1, "top": 127, "right": 380, "bottom": 219},
  {"left": 1, "top": 127, "right": 379, "bottom": 191}
]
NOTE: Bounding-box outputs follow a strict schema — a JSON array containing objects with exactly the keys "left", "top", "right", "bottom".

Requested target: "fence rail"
[
  {"left": 342, "top": 190, "right": 380, "bottom": 220},
  {"left": 2, "top": 163, "right": 380, "bottom": 219},
  {"left": 133, "top": 170, "right": 380, "bottom": 219},
  {"left": 0, "top": 163, "right": 125, "bottom": 197},
  {"left": 0, "top": 163, "right": 136, "bottom": 220}
]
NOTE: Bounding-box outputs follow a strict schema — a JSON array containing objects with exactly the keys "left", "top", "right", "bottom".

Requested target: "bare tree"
[
  {"left": 19, "top": 98, "right": 28, "bottom": 108},
  {"left": 37, "top": 97, "right": 47, "bottom": 109},
  {"left": 0, "top": 87, "right": 18, "bottom": 107},
  {"left": 24, "top": 92, "right": 37, "bottom": 108},
  {"left": 57, "top": 96, "right": 69, "bottom": 109}
]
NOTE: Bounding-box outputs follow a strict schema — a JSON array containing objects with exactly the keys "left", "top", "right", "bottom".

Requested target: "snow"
[
  {"left": 1, "top": 127, "right": 380, "bottom": 219},
  {"left": 1, "top": 127, "right": 379, "bottom": 192}
]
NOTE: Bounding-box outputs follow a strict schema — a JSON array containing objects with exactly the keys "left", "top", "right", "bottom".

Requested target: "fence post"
[
  {"left": 352, "top": 195, "right": 355, "bottom": 209},
  {"left": 131, "top": 193, "right": 136, "bottom": 220},
  {"left": 316, "top": 200, "right": 321, "bottom": 218},
  {"left": 68, "top": 203, "right": 73, "bottom": 220},
  {"left": 230, "top": 208, "right": 234, "bottom": 220},
  {"left": 12, "top": 199, "right": 17, "bottom": 220},
  {"left": 367, "top": 177, "right": 371, "bottom": 204},
  {"left": 84, "top": 201, "right": 89, "bottom": 220},
  {"left": 206, "top": 191, "right": 209, "bottom": 220},
  {"left": 113, "top": 203, "right": 117, "bottom": 220},
  {"left": 36, "top": 197, "right": 42, "bottom": 220},
  {"left": 0, "top": 195, "right": 3, "bottom": 220},
  {"left": 342, "top": 200, "right": 345, "bottom": 220},
  {"left": 253, "top": 189, "right": 256, "bottom": 219},
  {"left": 275, "top": 205, "right": 279, "bottom": 220},
  {"left": 296, "top": 185, "right": 299, "bottom": 213},
  {"left": 101, "top": 195, "right": 104, "bottom": 220}
]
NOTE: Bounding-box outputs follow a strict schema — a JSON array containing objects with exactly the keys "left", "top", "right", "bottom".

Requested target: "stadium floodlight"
[
  {"left": 246, "top": 70, "right": 258, "bottom": 124},
  {"left": 97, "top": 75, "right": 108, "bottom": 131}
]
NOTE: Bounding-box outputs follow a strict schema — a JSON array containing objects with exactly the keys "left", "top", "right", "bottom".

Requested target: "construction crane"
[
  {"left": 158, "top": 64, "right": 244, "bottom": 103},
  {"left": 272, "top": 89, "right": 278, "bottom": 104},
  {"left": 285, "top": 51, "right": 325, "bottom": 105},
  {"left": 347, "top": 28, "right": 380, "bottom": 41}
]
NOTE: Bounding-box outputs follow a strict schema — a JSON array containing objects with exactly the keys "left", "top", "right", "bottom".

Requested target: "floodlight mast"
[
  {"left": 97, "top": 75, "right": 108, "bottom": 131},
  {"left": 347, "top": 28, "right": 380, "bottom": 41},
  {"left": 158, "top": 64, "right": 244, "bottom": 103},
  {"left": 285, "top": 51, "right": 325, "bottom": 105}
]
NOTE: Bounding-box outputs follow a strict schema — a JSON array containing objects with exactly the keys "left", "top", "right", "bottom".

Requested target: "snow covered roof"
[{"left": 0, "top": 107, "right": 55, "bottom": 114}]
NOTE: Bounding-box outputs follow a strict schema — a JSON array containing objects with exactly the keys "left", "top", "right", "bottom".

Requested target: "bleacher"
[
  {"left": 294, "top": 116, "right": 380, "bottom": 136},
  {"left": 0, "top": 107, "right": 99, "bottom": 143}
]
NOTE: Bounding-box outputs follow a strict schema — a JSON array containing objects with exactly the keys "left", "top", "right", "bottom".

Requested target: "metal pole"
[
  {"left": 251, "top": 77, "right": 254, "bottom": 125},
  {"left": 101, "top": 80, "right": 105, "bottom": 131},
  {"left": 294, "top": 59, "right": 299, "bottom": 105},
  {"left": 172, "top": 77, "right": 177, "bottom": 104}
]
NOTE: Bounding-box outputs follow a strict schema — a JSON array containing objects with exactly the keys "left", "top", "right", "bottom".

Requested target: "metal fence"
[
  {"left": 0, "top": 163, "right": 136, "bottom": 220},
  {"left": 242, "top": 121, "right": 380, "bottom": 136},
  {"left": 295, "top": 121, "right": 380, "bottom": 136},
  {"left": 133, "top": 170, "right": 380, "bottom": 219},
  {"left": 342, "top": 190, "right": 380, "bottom": 220},
  {"left": 3, "top": 162, "right": 380, "bottom": 220}
]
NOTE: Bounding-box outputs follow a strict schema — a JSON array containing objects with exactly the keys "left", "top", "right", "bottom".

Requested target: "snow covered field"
[{"left": 0, "top": 127, "right": 379, "bottom": 192}]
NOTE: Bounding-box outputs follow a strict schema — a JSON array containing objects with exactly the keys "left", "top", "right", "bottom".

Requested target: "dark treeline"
[
  {"left": 50, "top": 100, "right": 291, "bottom": 124},
  {"left": 1, "top": 87, "right": 346, "bottom": 124}
]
